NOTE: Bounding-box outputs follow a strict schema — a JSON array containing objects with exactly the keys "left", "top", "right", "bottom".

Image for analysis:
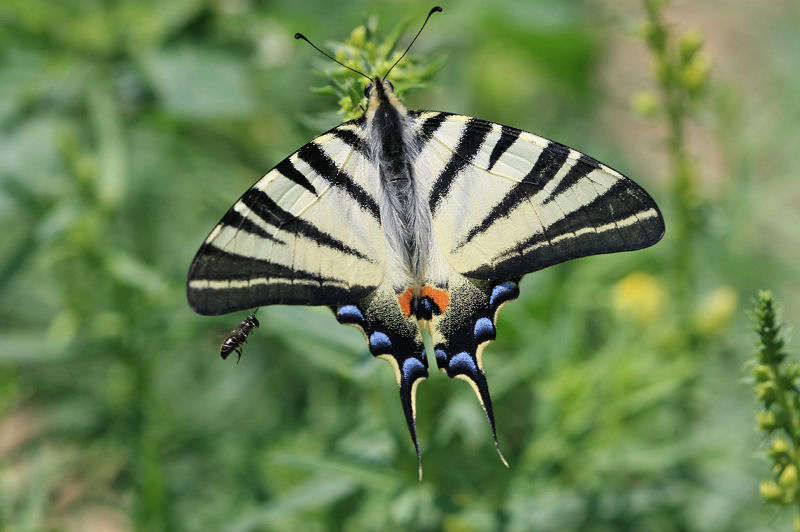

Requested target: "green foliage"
[
  {"left": 751, "top": 291, "right": 800, "bottom": 528},
  {"left": 0, "top": 1, "right": 797, "bottom": 531},
  {"left": 306, "top": 13, "right": 446, "bottom": 119},
  {"left": 635, "top": 0, "right": 712, "bottom": 310}
]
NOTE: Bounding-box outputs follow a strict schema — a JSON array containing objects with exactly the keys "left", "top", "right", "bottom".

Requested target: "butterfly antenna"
[
  {"left": 295, "top": 33, "right": 373, "bottom": 81},
  {"left": 382, "top": 6, "right": 442, "bottom": 81}
]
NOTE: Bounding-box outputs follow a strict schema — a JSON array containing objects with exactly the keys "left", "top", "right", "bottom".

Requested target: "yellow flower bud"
[
  {"left": 779, "top": 464, "right": 798, "bottom": 489},
  {"left": 769, "top": 437, "right": 791, "bottom": 460},
  {"left": 678, "top": 29, "right": 704, "bottom": 62},
  {"left": 679, "top": 53, "right": 710, "bottom": 93},
  {"left": 760, "top": 480, "right": 783, "bottom": 502}
]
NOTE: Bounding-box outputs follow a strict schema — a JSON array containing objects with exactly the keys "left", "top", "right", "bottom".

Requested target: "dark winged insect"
[{"left": 220, "top": 311, "right": 259, "bottom": 363}]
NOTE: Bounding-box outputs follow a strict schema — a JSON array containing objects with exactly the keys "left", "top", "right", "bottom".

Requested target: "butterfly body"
[{"left": 188, "top": 75, "right": 664, "bottom": 476}]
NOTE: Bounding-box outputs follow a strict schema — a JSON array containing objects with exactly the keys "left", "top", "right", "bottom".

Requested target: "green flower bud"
[
  {"left": 760, "top": 480, "right": 783, "bottom": 503},
  {"left": 678, "top": 29, "right": 703, "bottom": 63},
  {"left": 679, "top": 53, "right": 709, "bottom": 94},
  {"left": 779, "top": 464, "right": 799, "bottom": 489},
  {"left": 752, "top": 364, "right": 771, "bottom": 382},
  {"left": 631, "top": 91, "right": 661, "bottom": 118},
  {"left": 756, "top": 410, "right": 777, "bottom": 431},
  {"left": 755, "top": 382, "right": 777, "bottom": 404},
  {"left": 769, "top": 437, "right": 792, "bottom": 462}
]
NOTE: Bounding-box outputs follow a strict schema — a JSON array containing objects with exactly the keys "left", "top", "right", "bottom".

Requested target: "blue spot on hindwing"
[
  {"left": 448, "top": 352, "right": 477, "bottom": 376},
  {"left": 474, "top": 317, "right": 496, "bottom": 343},
  {"left": 336, "top": 304, "right": 364, "bottom": 324},
  {"left": 369, "top": 331, "right": 392, "bottom": 353},
  {"left": 434, "top": 348, "right": 448, "bottom": 367},
  {"left": 490, "top": 281, "right": 519, "bottom": 308},
  {"left": 402, "top": 357, "right": 426, "bottom": 381}
]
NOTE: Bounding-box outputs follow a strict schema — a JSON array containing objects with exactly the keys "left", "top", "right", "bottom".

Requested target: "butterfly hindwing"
[
  {"left": 188, "top": 120, "right": 386, "bottom": 315},
  {"left": 414, "top": 112, "right": 665, "bottom": 280},
  {"left": 429, "top": 275, "right": 520, "bottom": 465},
  {"left": 334, "top": 289, "right": 429, "bottom": 478}
]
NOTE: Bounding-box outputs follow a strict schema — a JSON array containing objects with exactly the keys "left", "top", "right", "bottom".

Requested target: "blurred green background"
[{"left": 2, "top": 0, "right": 799, "bottom": 530}]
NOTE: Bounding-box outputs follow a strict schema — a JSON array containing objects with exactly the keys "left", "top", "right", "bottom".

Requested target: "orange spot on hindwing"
[
  {"left": 421, "top": 285, "right": 450, "bottom": 313},
  {"left": 397, "top": 285, "right": 450, "bottom": 320},
  {"left": 398, "top": 288, "right": 415, "bottom": 317}
]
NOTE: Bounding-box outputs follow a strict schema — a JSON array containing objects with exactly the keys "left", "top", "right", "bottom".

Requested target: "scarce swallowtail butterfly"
[{"left": 187, "top": 6, "right": 665, "bottom": 478}]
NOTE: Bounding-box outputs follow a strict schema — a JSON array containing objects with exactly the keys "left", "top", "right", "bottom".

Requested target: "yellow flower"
[
  {"left": 694, "top": 286, "right": 738, "bottom": 336},
  {"left": 612, "top": 272, "right": 667, "bottom": 326}
]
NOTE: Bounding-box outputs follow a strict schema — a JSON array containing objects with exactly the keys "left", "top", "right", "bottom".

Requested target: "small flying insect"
[{"left": 220, "top": 311, "right": 259, "bottom": 363}]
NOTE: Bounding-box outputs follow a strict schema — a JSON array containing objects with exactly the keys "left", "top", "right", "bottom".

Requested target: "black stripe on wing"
[
  {"left": 219, "top": 209, "right": 286, "bottom": 245},
  {"left": 465, "top": 180, "right": 665, "bottom": 279},
  {"left": 240, "top": 188, "right": 373, "bottom": 261},
  {"left": 331, "top": 127, "right": 366, "bottom": 155},
  {"left": 276, "top": 158, "right": 317, "bottom": 196},
  {"left": 429, "top": 118, "right": 490, "bottom": 215},
  {"left": 487, "top": 125, "right": 521, "bottom": 171},
  {"left": 297, "top": 142, "right": 381, "bottom": 220},
  {"left": 190, "top": 249, "right": 333, "bottom": 282},
  {"left": 188, "top": 250, "right": 375, "bottom": 314},
  {"left": 540, "top": 153, "right": 600, "bottom": 205},
  {"left": 416, "top": 112, "right": 450, "bottom": 145},
  {"left": 456, "top": 141, "right": 570, "bottom": 249}
]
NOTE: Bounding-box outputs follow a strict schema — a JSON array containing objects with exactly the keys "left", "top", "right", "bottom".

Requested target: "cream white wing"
[
  {"left": 413, "top": 112, "right": 664, "bottom": 280},
  {"left": 187, "top": 120, "right": 386, "bottom": 315}
]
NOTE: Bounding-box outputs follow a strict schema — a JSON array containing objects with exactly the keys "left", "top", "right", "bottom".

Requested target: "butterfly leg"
[
  {"left": 334, "top": 289, "right": 429, "bottom": 479},
  {"left": 431, "top": 277, "right": 520, "bottom": 467}
]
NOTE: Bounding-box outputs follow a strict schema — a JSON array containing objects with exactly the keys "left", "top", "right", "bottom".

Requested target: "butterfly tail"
[
  {"left": 432, "top": 277, "right": 520, "bottom": 466},
  {"left": 398, "top": 353, "right": 428, "bottom": 480},
  {"left": 334, "top": 291, "right": 429, "bottom": 478}
]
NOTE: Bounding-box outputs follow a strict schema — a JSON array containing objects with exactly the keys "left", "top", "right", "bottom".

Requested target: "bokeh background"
[{"left": 2, "top": 0, "right": 799, "bottom": 530}]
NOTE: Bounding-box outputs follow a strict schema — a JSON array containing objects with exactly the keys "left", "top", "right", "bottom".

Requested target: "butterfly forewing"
[
  {"left": 414, "top": 112, "right": 665, "bottom": 280},
  {"left": 187, "top": 121, "right": 386, "bottom": 315}
]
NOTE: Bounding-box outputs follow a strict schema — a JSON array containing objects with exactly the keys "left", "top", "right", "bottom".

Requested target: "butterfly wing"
[
  {"left": 418, "top": 112, "right": 664, "bottom": 279},
  {"left": 333, "top": 288, "right": 429, "bottom": 479},
  {"left": 187, "top": 120, "right": 386, "bottom": 315},
  {"left": 411, "top": 111, "right": 664, "bottom": 459},
  {"left": 189, "top": 117, "right": 432, "bottom": 474}
]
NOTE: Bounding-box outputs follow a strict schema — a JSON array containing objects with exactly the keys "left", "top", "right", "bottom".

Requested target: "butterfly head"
[
  {"left": 363, "top": 79, "right": 394, "bottom": 99},
  {"left": 364, "top": 78, "right": 408, "bottom": 121}
]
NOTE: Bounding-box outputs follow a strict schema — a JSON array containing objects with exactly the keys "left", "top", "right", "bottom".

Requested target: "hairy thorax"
[{"left": 366, "top": 88, "right": 433, "bottom": 290}]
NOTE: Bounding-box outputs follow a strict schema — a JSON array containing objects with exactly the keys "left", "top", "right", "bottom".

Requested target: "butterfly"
[{"left": 187, "top": 6, "right": 664, "bottom": 478}]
